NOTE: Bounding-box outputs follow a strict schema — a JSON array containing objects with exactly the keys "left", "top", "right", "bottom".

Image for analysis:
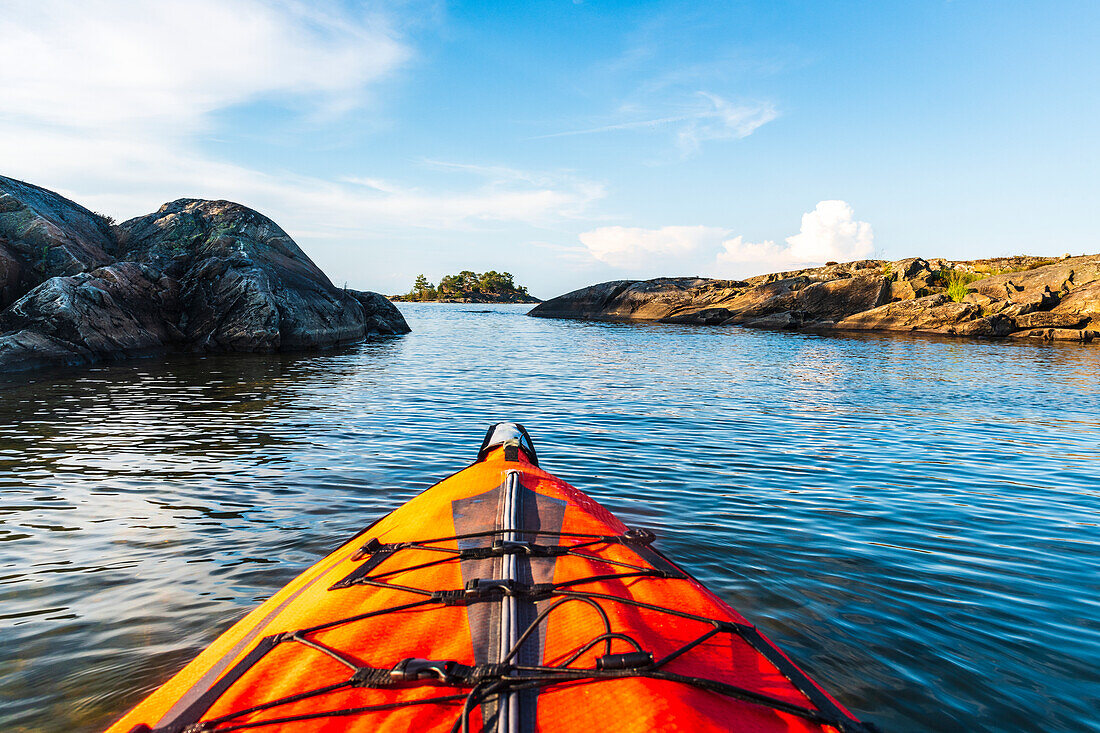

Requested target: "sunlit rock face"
[
  {"left": 530, "top": 255, "right": 1100, "bottom": 343},
  {"left": 0, "top": 175, "right": 409, "bottom": 372}
]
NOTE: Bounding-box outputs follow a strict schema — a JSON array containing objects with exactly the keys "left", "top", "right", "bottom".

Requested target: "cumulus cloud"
[
  {"left": 713, "top": 236, "right": 785, "bottom": 265},
  {"left": 576, "top": 201, "right": 874, "bottom": 278},
  {"left": 717, "top": 200, "right": 874, "bottom": 272},
  {"left": 783, "top": 200, "right": 875, "bottom": 263}
]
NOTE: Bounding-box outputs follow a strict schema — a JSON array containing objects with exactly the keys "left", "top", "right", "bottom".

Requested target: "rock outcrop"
[
  {"left": 0, "top": 263, "right": 181, "bottom": 370},
  {"left": 0, "top": 176, "right": 117, "bottom": 310},
  {"left": 529, "top": 255, "right": 1100, "bottom": 344},
  {"left": 0, "top": 175, "right": 409, "bottom": 372}
]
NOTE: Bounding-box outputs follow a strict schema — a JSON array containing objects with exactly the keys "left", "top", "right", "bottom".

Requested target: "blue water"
[{"left": 1, "top": 303, "right": 1098, "bottom": 732}]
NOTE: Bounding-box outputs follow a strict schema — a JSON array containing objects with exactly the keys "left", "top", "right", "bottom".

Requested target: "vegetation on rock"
[{"left": 939, "top": 269, "right": 982, "bottom": 302}]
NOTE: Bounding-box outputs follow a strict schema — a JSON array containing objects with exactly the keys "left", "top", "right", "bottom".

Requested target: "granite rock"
[
  {"left": 0, "top": 177, "right": 409, "bottom": 372},
  {"left": 0, "top": 175, "right": 116, "bottom": 309},
  {"left": 0, "top": 262, "right": 180, "bottom": 369},
  {"left": 530, "top": 254, "right": 1100, "bottom": 344}
]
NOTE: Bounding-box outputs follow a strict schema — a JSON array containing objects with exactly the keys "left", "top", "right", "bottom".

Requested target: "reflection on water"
[{"left": 1, "top": 304, "right": 1098, "bottom": 732}]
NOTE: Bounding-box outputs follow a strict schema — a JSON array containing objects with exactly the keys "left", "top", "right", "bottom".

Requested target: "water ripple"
[{"left": 0, "top": 303, "right": 1098, "bottom": 731}]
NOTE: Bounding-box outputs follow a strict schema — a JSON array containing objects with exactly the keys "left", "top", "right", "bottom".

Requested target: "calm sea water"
[{"left": 1, "top": 303, "right": 1098, "bottom": 732}]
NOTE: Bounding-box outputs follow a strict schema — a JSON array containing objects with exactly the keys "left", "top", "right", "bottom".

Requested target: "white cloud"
[
  {"left": 718, "top": 200, "right": 874, "bottom": 272},
  {"left": 714, "top": 235, "right": 785, "bottom": 264},
  {"left": 340, "top": 176, "right": 402, "bottom": 194},
  {"left": 783, "top": 200, "right": 875, "bottom": 263},
  {"left": 577, "top": 201, "right": 874, "bottom": 279},
  {"left": 579, "top": 225, "right": 725, "bottom": 271},
  {"left": 0, "top": 1, "right": 604, "bottom": 238},
  {"left": 675, "top": 93, "right": 777, "bottom": 153},
  {"left": 0, "top": 0, "right": 408, "bottom": 132}
]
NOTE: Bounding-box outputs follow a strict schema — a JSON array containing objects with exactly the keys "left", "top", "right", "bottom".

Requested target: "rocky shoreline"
[
  {"left": 0, "top": 176, "right": 409, "bottom": 372},
  {"left": 528, "top": 255, "right": 1100, "bottom": 343}
]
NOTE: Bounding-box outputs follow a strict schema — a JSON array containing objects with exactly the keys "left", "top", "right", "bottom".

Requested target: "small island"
[{"left": 392, "top": 270, "right": 540, "bottom": 303}]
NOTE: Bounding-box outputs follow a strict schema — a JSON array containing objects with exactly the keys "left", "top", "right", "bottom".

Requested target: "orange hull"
[{"left": 108, "top": 425, "right": 872, "bottom": 733}]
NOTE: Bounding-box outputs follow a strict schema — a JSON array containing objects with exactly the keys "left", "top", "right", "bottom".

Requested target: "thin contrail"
[{"left": 529, "top": 113, "right": 701, "bottom": 139}]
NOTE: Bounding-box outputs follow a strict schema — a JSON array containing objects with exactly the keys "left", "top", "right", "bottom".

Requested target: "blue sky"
[{"left": 1, "top": 1, "right": 1097, "bottom": 297}]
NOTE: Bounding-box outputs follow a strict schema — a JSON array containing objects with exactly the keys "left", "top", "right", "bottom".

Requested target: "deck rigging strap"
[{"left": 144, "top": 526, "right": 877, "bottom": 733}]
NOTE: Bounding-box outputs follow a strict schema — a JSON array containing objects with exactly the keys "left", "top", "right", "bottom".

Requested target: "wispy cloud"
[
  {"left": 0, "top": 0, "right": 408, "bottom": 133},
  {"left": 534, "top": 114, "right": 707, "bottom": 138},
  {"left": 0, "top": 0, "right": 604, "bottom": 239},
  {"left": 339, "top": 176, "right": 403, "bottom": 194},
  {"left": 674, "top": 93, "right": 777, "bottom": 153},
  {"left": 419, "top": 160, "right": 593, "bottom": 191},
  {"left": 533, "top": 92, "right": 776, "bottom": 154},
  {"left": 0, "top": 125, "right": 605, "bottom": 236},
  {"left": 0, "top": 0, "right": 411, "bottom": 217}
]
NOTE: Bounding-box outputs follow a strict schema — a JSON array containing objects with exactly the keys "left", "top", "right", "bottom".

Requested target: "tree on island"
[
  {"left": 399, "top": 270, "right": 533, "bottom": 301},
  {"left": 436, "top": 269, "right": 527, "bottom": 297},
  {"left": 411, "top": 274, "right": 436, "bottom": 300}
]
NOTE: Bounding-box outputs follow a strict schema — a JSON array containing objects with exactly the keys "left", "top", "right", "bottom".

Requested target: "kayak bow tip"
[{"left": 477, "top": 422, "right": 538, "bottom": 465}]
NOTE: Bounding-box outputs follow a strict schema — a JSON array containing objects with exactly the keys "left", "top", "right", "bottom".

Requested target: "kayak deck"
[{"left": 109, "top": 425, "right": 872, "bottom": 732}]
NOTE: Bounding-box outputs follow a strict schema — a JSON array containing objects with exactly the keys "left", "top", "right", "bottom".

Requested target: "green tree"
[
  {"left": 430, "top": 269, "right": 531, "bottom": 299},
  {"left": 438, "top": 273, "right": 463, "bottom": 294},
  {"left": 458, "top": 270, "right": 479, "bottom": 292},
  {"left": 478, "top": 270, "right": 515, "bottom": 293},
  {"left": 411, "top": 274, "right": 435, "bottom": 300}
]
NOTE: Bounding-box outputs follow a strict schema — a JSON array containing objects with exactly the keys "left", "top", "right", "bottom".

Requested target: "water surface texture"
[{"left": 2, "top": 304, "right": 1098, "bottom": 732}]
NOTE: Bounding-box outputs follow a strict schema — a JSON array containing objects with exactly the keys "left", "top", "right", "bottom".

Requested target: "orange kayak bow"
[{"left": 109, "top": 424, "right": 875, "bottom": 733}]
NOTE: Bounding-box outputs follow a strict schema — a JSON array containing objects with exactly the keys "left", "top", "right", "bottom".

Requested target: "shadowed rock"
[
  {"left": 954, "top": 314, "right": 1017, "bottom": 338},
  {"left": 714, "top": 273, "right": 888, "bottom": 327},
  {"left": 0, "top": 263, "right": 180, "bottom": 368},
  {"left": 523, "top": 280, "right": 638, "bottom": 320},
  {"left": 118, "top": 199, "right": 398, "bottom": 350},
  {"left": 346, "top": 290, "right": 410, "bottom": 336},
  {"left": 970, "top": 256, "right": 1100, "bottom": 307},
  {"left": 1011, "top": 327, "right": 1098, "bottom": 342},
  {"left": 0, "top": 175, "right": 116, "bottom": 309},
  {"left": 0, "top": 176, "right": 409, "bottom": 372},
  {"left": 1013, "top": 311, "right": 1088, "bottom": 330}
]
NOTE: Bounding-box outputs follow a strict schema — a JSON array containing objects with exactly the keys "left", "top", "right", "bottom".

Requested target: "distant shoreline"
[
  {"left": 390, "top": 294, "right": 541, "bottom": 304},
  {"left": 392, "top": 270, "right": 539, "bottom": 305}
]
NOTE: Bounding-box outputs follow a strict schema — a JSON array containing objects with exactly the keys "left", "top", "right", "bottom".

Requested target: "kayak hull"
[{"left": 108, "top": 427, "right": 869, "bottom": 733}]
